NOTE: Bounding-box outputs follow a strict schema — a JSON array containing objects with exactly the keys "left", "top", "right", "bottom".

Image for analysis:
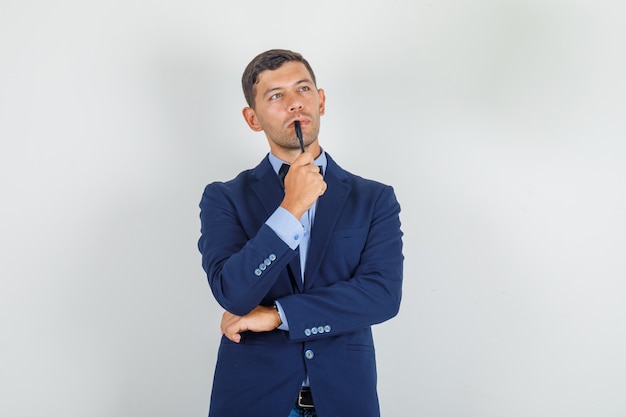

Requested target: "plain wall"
[{"left": 1, "top": 1, "right": 625, "bottom": 416}]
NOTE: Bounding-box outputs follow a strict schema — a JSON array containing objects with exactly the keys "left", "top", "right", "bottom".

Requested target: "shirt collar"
[{"left": 268, "top": 149, "right": 327, "bottom": 175}]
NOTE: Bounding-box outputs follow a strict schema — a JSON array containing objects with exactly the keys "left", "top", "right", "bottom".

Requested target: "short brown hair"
[{"left": 241, "top": 49, "right": 317, "bottom": 108}]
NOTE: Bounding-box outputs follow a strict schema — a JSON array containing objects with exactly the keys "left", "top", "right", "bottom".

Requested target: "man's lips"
[{"left": 288, "top": 118, "right": 309, "bottom": 128}]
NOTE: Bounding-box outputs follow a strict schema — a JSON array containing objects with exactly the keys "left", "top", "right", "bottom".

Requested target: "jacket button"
[
  {"left": 304, "top": 329, "right": 312, "bottom": 336},
  {"left": 254, "top": 269, "right": 262, "bottom": 276},
  {"left": 304, "top": 349, "right": 314, "bottom": 360},
  {"left": 324, "top": 325, "right": 331, "bottom": 333}
]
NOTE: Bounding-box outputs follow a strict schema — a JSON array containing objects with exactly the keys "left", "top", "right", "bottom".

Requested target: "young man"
[{"left": 198, "top": 49, "right": 404, "bottom": 417}]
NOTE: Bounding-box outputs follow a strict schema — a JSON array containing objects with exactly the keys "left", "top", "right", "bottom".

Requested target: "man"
[{"left": 198, "top": 49, "right": 403, "bottom": 417}]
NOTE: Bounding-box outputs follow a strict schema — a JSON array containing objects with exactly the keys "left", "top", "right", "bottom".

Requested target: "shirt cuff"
[
  {"left": 265, "top": 207, "right": 304, "bottom": 250},
  {"left": 274, "top": 300, "right": 289, "bottom": 331}
]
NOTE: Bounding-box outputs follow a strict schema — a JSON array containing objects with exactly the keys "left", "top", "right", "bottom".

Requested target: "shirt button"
[
  {"left": 294, "top": 235, "right": 300, "bottom": 241},
  {"left": 305, "top": 350, "right": 314, "bottom": 360}
]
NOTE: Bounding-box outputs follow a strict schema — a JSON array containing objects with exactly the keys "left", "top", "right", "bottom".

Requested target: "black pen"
[{"left": 294, "top": 120, "right": 305, "bottom": 153}]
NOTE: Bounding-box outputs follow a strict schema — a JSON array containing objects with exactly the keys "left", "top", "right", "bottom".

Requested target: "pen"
[{"left": 294, "top": 120, "right": 305, "bottom": 153}]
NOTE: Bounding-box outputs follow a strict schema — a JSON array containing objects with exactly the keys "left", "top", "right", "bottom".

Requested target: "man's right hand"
[
  {"left": 221, "top": 305, "right": 282, "bottom": 343},
  {"left": 280, "top": 151, "right": 326, "bottom": 219}
]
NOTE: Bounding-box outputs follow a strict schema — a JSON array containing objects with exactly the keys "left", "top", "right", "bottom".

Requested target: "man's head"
[
  {"left": 241, "top": 49, "right": 325, "bottom": 162},
  {"left": 242, "top": 49, "right": 317, "bottom": 109}
]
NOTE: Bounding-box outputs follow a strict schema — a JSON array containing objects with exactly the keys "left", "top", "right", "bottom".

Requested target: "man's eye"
[
  {"left": 299, "top": 86, "right": 310, "bottom": 92},
  {"left": 270, "top": 93, "right": 282, "bottom": 100}
]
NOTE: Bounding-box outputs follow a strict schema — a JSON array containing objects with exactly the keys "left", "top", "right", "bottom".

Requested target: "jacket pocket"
[{"left": 346, "top": 343, "right": 375, "bottom": 352}]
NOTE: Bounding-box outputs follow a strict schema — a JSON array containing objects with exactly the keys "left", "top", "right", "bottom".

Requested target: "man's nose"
[{"left": 288, "top": 95, "right": 303, "bottom": 112}]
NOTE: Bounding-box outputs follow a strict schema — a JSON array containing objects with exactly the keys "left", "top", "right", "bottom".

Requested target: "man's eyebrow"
[
  {"left": 261, "top": 86, "right": 283, "bottom": 97},
  {"left": 294, "top": 78, "right": 313, "bottom": 85}
]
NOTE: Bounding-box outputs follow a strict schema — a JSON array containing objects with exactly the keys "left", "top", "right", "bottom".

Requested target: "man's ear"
[
  {"left": 242, "top": 107, "right": 263, "bottom": 132},
  {"left": 318, "top": 88, "right": 326, "bottom": 116}
]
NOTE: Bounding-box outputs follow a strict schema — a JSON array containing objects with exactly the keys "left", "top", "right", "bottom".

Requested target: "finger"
[
  {"left": 319, "top": 181, "right": 327, "bottom": 196},
  {"left": 223, "top": 327, "right": 242, "bottom": 343},
  {"left": 309, "top": 165, "right": 322, "bottom": 173},
  {"left": 222, "top": 320, "right": 242, "bottom": 343},
  {"left": 220, "top": 311, "right": 232, "bottom": 334},
  {"left": 292, "top": 151, "right": 314, "bottom": 167},
  {"left": 221, "top": 311, "right": 241, "bottom": 335}
]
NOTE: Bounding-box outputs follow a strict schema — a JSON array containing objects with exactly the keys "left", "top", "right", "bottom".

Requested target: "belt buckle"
[{"left": 297, "top": 387, "right": 315, "bottom": 409}]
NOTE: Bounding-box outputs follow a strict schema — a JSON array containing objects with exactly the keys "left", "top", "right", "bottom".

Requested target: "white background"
[{"left": 1, "top": 1, "right": 625, "bottom": 416}]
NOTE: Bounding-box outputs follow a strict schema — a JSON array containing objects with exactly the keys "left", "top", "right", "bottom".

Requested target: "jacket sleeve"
[
  {"left": 277, "top": 185, "right": 404, "bottom": 342},
  {"left": 198, "top": 182, "right": 298, "bottom": 316}
]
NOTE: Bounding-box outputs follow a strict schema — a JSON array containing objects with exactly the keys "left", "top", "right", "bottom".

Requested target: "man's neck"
[{"left": 270, "top": 141, "right": 322, "bottom": 164}]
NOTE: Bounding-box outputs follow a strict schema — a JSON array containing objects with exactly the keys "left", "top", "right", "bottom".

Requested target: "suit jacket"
[{"left": 198, "top": 152, "right": 403, "bottom": 417}]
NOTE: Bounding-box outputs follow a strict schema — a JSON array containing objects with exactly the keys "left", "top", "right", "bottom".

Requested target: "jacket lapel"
[
  {"left": 304, "top": 156, "right": 351, "bottom": 289},
  {"left": 250, "top": 156, "right": 286, "bottom": 219}
]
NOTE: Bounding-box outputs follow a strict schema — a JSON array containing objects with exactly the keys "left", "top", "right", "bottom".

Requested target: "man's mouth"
[{"left": 289, "top": 118, "right": 307, "bottom": 128}]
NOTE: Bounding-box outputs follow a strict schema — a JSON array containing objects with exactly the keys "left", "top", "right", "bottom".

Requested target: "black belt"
[{"left": 296, "top": 387, "right": 315, "bottom": 409}]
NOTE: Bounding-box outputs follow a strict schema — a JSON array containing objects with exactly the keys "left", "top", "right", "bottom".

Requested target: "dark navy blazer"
[{"left": 198, "top": 153, "right": 403, "bottom": 417}]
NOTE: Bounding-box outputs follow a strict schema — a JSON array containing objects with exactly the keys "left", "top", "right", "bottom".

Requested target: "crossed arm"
[
  {"left": 200, "top": 158, "right": 403, "bottom": 344},
  {"left": 220, "top": 305, "right": 282, "bottom": 343}
]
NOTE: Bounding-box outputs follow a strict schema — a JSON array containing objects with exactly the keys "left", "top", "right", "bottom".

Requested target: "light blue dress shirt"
[{"left": 265, "top": 150, "right": 327, "bottom": 331}]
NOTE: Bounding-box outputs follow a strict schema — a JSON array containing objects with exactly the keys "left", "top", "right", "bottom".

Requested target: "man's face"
[{"left": 243, "top": 61, "right": 325, "bottom": 157}]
